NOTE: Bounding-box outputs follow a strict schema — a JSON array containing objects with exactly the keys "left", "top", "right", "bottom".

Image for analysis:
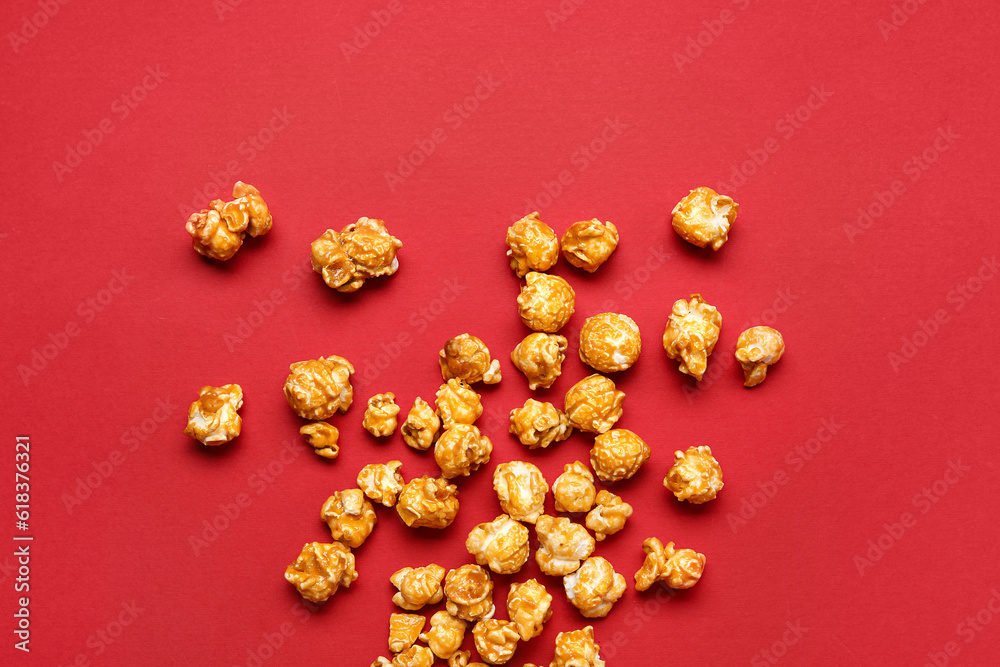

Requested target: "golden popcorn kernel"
[
  {"left": 185, "top": 181, "right": 271, "bottom": 261},
  {"left": 552, "top": 626, "right": 605, "bottom": 667},
  {"left": 535, "top": 514, "right": 595, "bottom": 577},
  {"left": 561, "top": 219, "right": 619, "bottom": 272},
  {"left": 662, "top": 293, "right": 722, "bottom": 381},
  {"left": 401, "top": 397, "right": 441, "bottom": 450},
  {"left": 444, "top": 564, "right": 495, "bottom": 622},
  {"left": 466, "top": 514, "right": 530, "bottom": 575},
  {"left": 735, "top": 326, "right": 785, "bottom": 387},
  {"left": 564, "top": 374, "right": 625, "bottom": 434},
  {"left": 552, "top": 461, "right": 596, "bottom": 514},
  {"left": 396, "top": 477, "right": 460, "bottom": 529},
  {"left": 420, "top": 610, "right": 467, "bottom": 660},
  {"left": 434, "top": 424, "right": 492, "bottom": 479},
  {"left": 184, "top": 384, "right": 243, "bottom": 445},
  {"left": 506, "top": 212, "right": 560, "bottom": 277},
  {"left": 357, "top": 460, "right": 405, "bottom": 507},
  {"left": 300, "top": 421, "right": 340, "bottom": 459},
  {"left": 506, "top": 578, "right": 553, "bottom": 641},
  {"left": 472, "top": 619, "right": 520, "bottom": 665},
  {"left": 284, "top": 541, "right": 357, "bottom": 603},
  {"left": 436, "top": 379, "right": 483, "bottom": 428},
  {"left": 579, "top": 313, "right": 641, "bottom": 373},
  {"left": 390, "top": 563, "right": 446, "bottom": 610},
  {"left": 590, "top": 428, "right": 650, "bottom": 482},
  {"left": 517, "top": 272, "right": 575, "bottom": 333},
  {"left": 634, "top": 537, "right": 706, "bottom": 590},
  {"left": 440, "top": 334, "right": 502, "bottom": 385},
  {"left": 447, "top": 650, "right": 473, "bottom": 667},
  {"left": 510, "top": 332, "right": 568, "bottom": 390},
  {"left": 390, "top": 646, "right": 434, "bottom": 667},
  {"left": 311, "top": 217, "right": 402, "bottom": 292},
  {"left": 664, "top": 446, "right": 723, "bottom": 504},
  {"left": 388, "top": 613, "right": 425, "bottom": 653},
  {"left": 493, "top": 461, "right": 549, "bottom": 524},
  {"left": 320, "top": 488, "right": 377, "bottom": 549},
  {"left": 509, "top": 398, "right": 573, "bottom": 450},
  {"left": 563, "top": 556, "right": 626, "bottom": 618},
  {"left": 671, "top": 187, "right": 738, "bottom": 251},
  {"left": 363, "top": 392, "right": 400, "bottom": 437},
  {"left": 585, "top": 490, "right": 633, "bottom": 541},
  {"left": 283, "top": 356, "right": 355, "bottom": 421}
]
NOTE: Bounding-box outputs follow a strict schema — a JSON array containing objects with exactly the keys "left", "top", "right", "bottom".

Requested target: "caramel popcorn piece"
[
  {"left": 440, "top": 334, "right": 502, "bottom": 385},
  {"left": 493, "top": 461, "right": 549, "bottom": 524},
  {"left": 507, "top": 579, "right": 553, "bottom": 641},
  {"left": 445, "top": 564, "right": 495, "bottom": 622},
  {"left": 321, "top": 488, "right": 377, "bottom": 548},
  {"left": 535, "top": 514, "right": 595, "bottom": 576},
  {"left": 358, "top": 460, "right": 405, "bottom": 507},
  {"left": 510, "top": 332, "right": 568, "bottom": 390},
  {"left": 364, "top": 392, "right": 400, "bottom": 437},
  {"left": 391, "top": 646, "right": 435, "bottom": 667},
  {"left": 466, "top": 515, "right": 530, "bottom": 575},
  {"left": 664, "top": 446, "right": 723, "bottom": 504},
  {"left": 564, "top": 374, "right": 625, "bottom": 434},
  {"left": 299, "top": 421, "right": 340, "bottom": 458},
  {"left": 509, "top": 398, "right": 573, "bottom": 450},
  {"left": 447, "top": 651, "right": 474, "bottom": 667},
  {"left": 284, "top": 541, "right": 357, "bottom": 603},
  {"left": 579, "top": 312, "right": 641, "bottom": 373},
  {"left": 311, "top": 217, "right": 402, "bottom": 292},
  {"left": 662, "top": 293, "right": 722, "bottom": 381},
  {"left": 184, "top": 384, "right": 243, "bottom": 445},
  {"left": 396, "top": 477, "right": 460, "bottom": 529},
  {"left": 390, "top": 564, "right": 446, "bottom": 610},
  {"left": 552, "top": 461, "right": 596, "bottom": 514},
  {"left": 372, "top": 659, "right": 392, "bottom": 667},
  {"left": 551, "top": 626, "right": 605, "bottom": 667},
  {"left": 561, "top": 219, "right": 619, "bottom": 272},
  {"left": 735, "top": 326, "right": 785, "bottom": 387},
  {"left": 563, "top": 556, "right": 626, "bottom": 618},
  {"left": 472, "top": 619, "right": 520, "bottom": 665},
  {"left": 185, "top": 181, "right": 271, "bottom": 261},
  {"left": 671, "top": 187, "right": 737, "bottom": 251},
  {"left": 506, "top": 211, "right": 560, "bottom": 277},
  {"left": 389, "top": 613, "right": 426, "bottom": 653},
  {"left": 517, "top": 272, "right": 576, "bottom": 333},
  {"left": 420, "top": 610, "right": 467, "bottom": 660},
  {"left": 634, "top": 537, "right": 705, "bottom": 590},
  {"left": 585, "top": 490, "right": 633, "bottom": 541},
  {"left": 436, "top": 379, "right": 483, "bottom": 428},
  {"left": 401, "top": 397, "right": 441, "bottom": 450},
  {"left": 434, "top": 424, "right": 493, "bottom": 479},
  {"left": 283, "top": 356, "right": 355, "bottom": 420},
  {"left": 590, "top": 429, "right": 650, "bottom": 482}
]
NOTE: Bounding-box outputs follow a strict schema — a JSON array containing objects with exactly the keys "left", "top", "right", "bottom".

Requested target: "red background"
[{"left": 2, "top": 0, "right": 999, "bottom": 665}]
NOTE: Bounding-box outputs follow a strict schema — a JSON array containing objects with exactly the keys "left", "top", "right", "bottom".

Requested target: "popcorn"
[
  {"left": 390, "top": 646, "right": 434, "bottom": 667},
  {"left": 510, "top": 332, "right": 568, "bottom": 390},
  {"left": 589, "top": 429, "right": 650, "bottom": 482},
  {"left": 436, "top": 379, "right": 483, "bottom": 428},
  {"left": 396, "top": 477, "right": 460, "bottom": 529},
  {"left": 535, "top": 515, "right": 595, "bottom": 576},
  {"left": 184, "top": 384, "right": 243, "bottom": 445},
  {"left": 585, "top": 490, "right": 633, "bottom": 541},
  {"left": 551, "top": 626, "right": 605, "bottom": 667},
  {"left": 401, "top": 397, "right": 441, "bottom": 450},
  {"left": 390, "top": 564, "right": 446, "bottom": 610},
  {"left": 662, "top": 294, "right": 722, "bottom": 381},
  {"left": 634, "top": 537, "right": 705, "bottom": 590},
  {"left": 185, "top": 181, "right": 271, "bottom": 261},
  {"left": 420, "top": 610, "right": 467, "bottom": 660},
  {"left": 320, "top": 489, "right": 377, "bottom": 548},
  {"left": 560, "top": 219, "right": 619, "bottom": 272},
  {"left": 364, "top": 392, "right": 400, "bottom": 437},
  {"left": 507, "top": 578, "right": 553, "bottom": 641},
  {"left": 311, "top": 217, "right": 402, "bottom": 292},
  {"left": 440, "top": 334, "right": 502, "bottom": 385},
  {"left": 299, "top": 421, "right": 340, "bottom": 458},
  {"left": 472, "top": 619, "right": 520, "bottom": 665},
  {"left": 284, "top": 541, "right": 357, "bottom": 603},
  {"left": 357, "top": 461, "right": 405, "bottom": 507},
  {"left": 578, "top": 313, "right": 641, "bottom": 373},
  {"left": 283, "top": 356, "right": 355, "bottom": 420},
  {"left": 445, "top": 564, "right": 495, "bottom": 622},
  {"left": 389, "top": 613, "right": 426, "bottom": 653},
  {"left": 664, "top": 446, "right": 723, "bottom": 504},
  {"left": 506, "top": 211, "right": 560, "bottom": 277},
  {"left": 552, "top": 461, "right": 596, "bottom": 514},
  {"left": 509, "top": 398, "right": 573, "bottom": 450},
  {"left": 671, "top": 187, "right": 738, "bottom": 251},
  {"left": 563, "top": 556, "right": 626, "bottom": 618},
  {"left": 466, "top": 514, "right": 530, "bottom": 575},
  {"left": 564, "top": 374, "right": 625, "bottom": 434},
  {"left": 434, "top": 424, "right": 493, "bottom": 479},
  {"left": 493, "top": 461, "right": 549, "bottom": 524},
  {"left": 447, "top": 651, "right": 474, "bottom": 667},
  {"left": 517, "top": 272, "right": 575, "bottom": 333},
  {"left": 735, "top": 326, "right": 785, "bottom": 387}
]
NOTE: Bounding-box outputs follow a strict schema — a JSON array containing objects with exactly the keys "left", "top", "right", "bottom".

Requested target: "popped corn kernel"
[
  {"left": 578, "top": 313, "right": 641, "bottom": 373},
  {"left": 389, "top": 613, "right": 426, "bottom": 653},
  {"left": 735, "top": 326, "right": 785, "bottom": 387},
  {"left": 320, "top": 488, "right": 377, "bottom": 548},
  {"left": 358, "top": 460, "right": 405, "bottom": 507},
  {"left": 466, "top": 515, "right": 530, "bottom": 575},
  {"left": 563, "top": 556, "right": 626, "bottom": 618},
  {"left": 564, "top": 374, "right": 624, "bottom": 434},
  {"left": 420, "top": 610, "right": 467, "bottom": 660},
  {"left": 535, "top": 514, "right": 595, "bottom": 576},
  {"left": 510, "top": 332, "right": 568, "bottom": 390},
  {"left": 561, "top": 219, "right": 619, "bottom": 272},
  {"left": 664, "top": 446, "right": 723, "bottom": 504},
  {"left": 507, "top": 578, "right": 553, "bottom": 641},
  {"left": 671, "top": 187, "right": 738, "bottom": 251},
  {"left": 364, "top": 392, "right": 400, "bottom": 437},
  {"left": 552, "top": 461, "right": 596, "bottom": 514},
  {"left": 507, "top": 211, "right": 560, "bottom": 277},
  {"left": 634, "top": 537, "right": 705, "bottom": 590},
  {"left": 396, "top": 477, "right": 460, "bottom": 529},
  {"left": 401, "top": 397, "right": 441, "bottom": 450},
  {"left": 391, "top": 646, "right": 435, "bottom": 667},
  {"left": 283, "top": 356, "right": 355, "bottom": 420},
  {"left": 493, "top": 461, "right": 549, "bottom": 524},
  {"left": 590, "top": 428, "right": 650, "bottom": 482},
  {"left": 284, "top": 541, "right": 357, "bottom": 603},
  {"left": 185, "top": 181, "right": 271, "bottom": 261},
  {"left": 434, "top": 424, "right": 493, "bottom": 479},
  {"left": 440, "top": 334, "right": 502, "bottom": 385},
  {"left": 517, "top": 272, "right": 576, "bottom": 333},
  {"left": 390, "top": 564, "right": 446, "bottom": 610},
  {"left": 299, "top": 421, "right": 340, "bottom": 458},
  {"left": 585, "top": 490, "right": 633, "bottom": 541},
  {"left": 551, "top": 626, "right": 605, "bottom": 667},
  {"left": 311, "top": 217, "right": 402, "bottom": 292},
  {"left": 436, "top": 379, "right": 483, "bottom": 428},
  {"left": 472, "top": 619, "right": 520, "bottom": 665},
  {"left": 662, "top": 293, "right": 722, "bottom": 381},
  {"left": 448, "top": 650, "right": 473, "bottom": 667},
  {"left": 445, "top": 564, "right": 495, "bottom": 622},
  {"left": 509, "top": 398, "right": 573, "bottom": 450},
  {"left": 184, "top": 384, "right": 243, "bottom": 445}
]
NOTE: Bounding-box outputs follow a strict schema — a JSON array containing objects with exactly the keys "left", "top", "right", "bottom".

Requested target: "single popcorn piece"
[
  {"left": 299, "top": 422, "right": 340, "bottom": 458},
  {"left": 472, "top": 619, "right": 520, "bottom": 665},
  {"left": 671, "top": 187, "right": 738, "bottom": 251},
  {"left": 440, "top": 334, "right": 502, "bottom": 385},
  {"left": 466, "top": 515, "right": 530, "bottom": 575},
  {"left": 564, "top": 375, "right": 625, "bottom": 434},
  {"left": 283, "top": 356, "right": 355, "bottom": 420},
  {"left": 434, "top": 424, "right": 493, "bottom": 479},
  {"left": 590, "top": 429, "right": 650, "bottom": 482},
  {"left": 389, "top": 613, "right": 426, "bottom": 653},
  {"left": 507, "top": 579, "right": 553, "bottom": 641},
  {"left": 578, "top": 313, "right": 641, "bottom": 373},
  {"left": 585, "top": 490, "right": 633, "bottom": 541},
  {"left": 396, "top": 477, "right": 460, "bottom": 529},
  {"left": 535, "top": 514, "right": 595, "bottom": 576},
  {"left": 390, "top": 646, "right": 435, "bottom": 667},
  {"left": 311, "top": 217, "right": 402, "bottom": 292},
  {"left": 735, "top": 326, "right": 785, "bottom": 387},
  {"left": 445, "top": 564, "right": 495, "bottom": 622},
  {"left": 509, "top": 398, "right": 573, "bottom": 450},
  {"left": 561, "top": 219, "right": 619, "bottom": 272},
  {"left": 493, "top": 461, "right": 549, "bottom": 524},
  {"left": 634, "top": 537, "right": 706, "bottom": 590},
  {"left": 391, "top": 564, "right": 446, "bottom": 610},
  {"left": 664, "top": 446, "right": 723, "bottom": 504},
  {"left": 510, "top": 332, "right": 568, "bottom": 390},
  {"left": 321, "top": 488, "right": 377, "bottom": 548},
  {"left": 401, "top": 397, "right": 441, "bottom": 450},
  {"left": 420, "top": 610, "right": 467, "bottom": 660},
  {"left": 662, "top": 293, "right": 722, "bottom": 381},
  {"left": 552, "top": 461, "right": 596, "bottom": 514},
  {"left": 185, "top": 181, "right": 272, "bottom": 261},
  {"left": 436, "top": 379, "right": 483, "bottom": 428},
  {"left": 447, "top": 651, "right": 474, "bottom": 667},
  {"left": 551, "top": 626, "right": 605, "bottom": 667},
  {"left": 284, "top": 541, "right": 357, "bottom": 603},
  {"left": 364, "top": 392, "right": 401, "bottom": 437},
  {"left": 357, "top": 460, "right": 405, "bottom": 507},
  {"left": 507, "top": 212, "right": 559, "bottom": 277},
  {"left": 184, "top": 384, "right": 243, "bottom": 445},
  {"left": 563, "top": 556, "right": 626, "bottom": 618},
  {"left": 517, "top": 272, "right": 576, "bottom": 333}
]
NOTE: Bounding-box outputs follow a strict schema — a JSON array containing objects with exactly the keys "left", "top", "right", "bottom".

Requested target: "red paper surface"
[{"left": 2, "top": 0, "right": 999, "bottom": 665}]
